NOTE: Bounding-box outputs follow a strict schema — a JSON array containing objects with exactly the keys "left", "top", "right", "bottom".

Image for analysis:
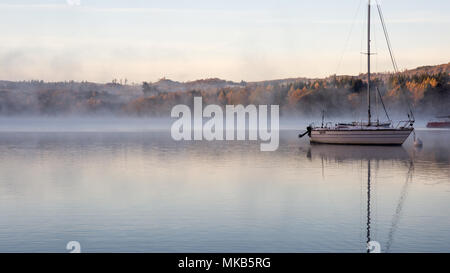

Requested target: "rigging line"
[
  {"left": 359, "top": 8, "right": 364, "bottom": 75},
  {"left": 376, "top": 1, "right": 396, "bottom": 71},
  {"left": 375, "top": 0, "right": 398, "bottom": 72},
  {"left": 359, "top": 3, "right": 365, "bottom": 117},
  {"left": 336, "top": 0, "right": 364, "bottom": 75},
  {"left": 376, "top": 0, "right": 415, "bottom": 119},
  {"left": 373, "top": 15, "right": 381, "bottom": 123},
  {"left": 376, "top": 86, "right": 391, "bottom": 122}
]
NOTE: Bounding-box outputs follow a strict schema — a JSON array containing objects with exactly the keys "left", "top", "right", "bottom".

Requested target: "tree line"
[{"left": 0, "top": 70, "right": 448, "bottom": 117}]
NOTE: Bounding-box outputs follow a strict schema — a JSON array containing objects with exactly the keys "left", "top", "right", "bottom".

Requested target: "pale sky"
[{"left": 0, "top": 0, "right": 449, "bottom": 83}]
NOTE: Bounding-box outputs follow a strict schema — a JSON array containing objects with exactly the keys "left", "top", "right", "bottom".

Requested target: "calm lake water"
[{"left": 0, "top": 120, "right": 449, "bottom": 252}]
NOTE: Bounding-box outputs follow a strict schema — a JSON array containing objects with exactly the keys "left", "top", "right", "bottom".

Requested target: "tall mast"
[{"left": 367, "top": 0, "right": 372, "bottom": 126}]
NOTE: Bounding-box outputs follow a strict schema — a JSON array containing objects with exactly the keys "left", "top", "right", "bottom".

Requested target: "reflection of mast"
[
  {"left": 366, "top": 160, "right": 371, "bottom": 253},
  {"left": 386, "top": 161, "right": 414, "bottom": 252},
  {"left": 321, "top": 156, "right": 324, "bottom": 179}
]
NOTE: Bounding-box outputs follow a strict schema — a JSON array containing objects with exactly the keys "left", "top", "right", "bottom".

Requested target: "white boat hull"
[{"left": 310, "top": 128, "right": 413, "bottom": 145}]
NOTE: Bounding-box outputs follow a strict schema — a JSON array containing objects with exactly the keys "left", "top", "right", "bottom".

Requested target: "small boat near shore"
[{"left": 426, "top": 116, "right": 450, "bottom": 128}]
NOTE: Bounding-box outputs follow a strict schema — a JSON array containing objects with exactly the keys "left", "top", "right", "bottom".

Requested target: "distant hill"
[
  {"left": 256, "top": 62, "right": 450, "bottom": 86},
  {"left": 143, "top": 77, "right": 245, "bottom": 94},
  {"left": 403, "top": 63, "right": 450, "bottom": 76},
  {"left": 141, "top": 62, "right": 449, "bottom": 91}
]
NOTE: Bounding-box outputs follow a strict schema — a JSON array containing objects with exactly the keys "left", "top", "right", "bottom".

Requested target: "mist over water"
[
  {"left": 0, "top": 117, "right": 173, "bottom": 132},
  {"left": 0, "top": 115, "right": 433, "bottom": 134},
  {"left": 0, "top": 118, "right": 448, "bottom": 252}
]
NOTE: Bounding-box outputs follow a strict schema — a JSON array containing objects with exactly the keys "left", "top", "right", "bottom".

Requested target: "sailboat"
[{"left": 300, "top": 0, "right": 414, "bottom": 145}]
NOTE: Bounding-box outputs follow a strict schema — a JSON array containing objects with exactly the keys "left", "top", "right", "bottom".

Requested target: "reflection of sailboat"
[
  {"left": 307, "top": 145, "right": 414, "bottom": 252},
  {"left": 365, "top": 158, "right": 415, "bottom": 253},
  {"left": 308, "top": 144, "right": 409, "bottom": 161},
  {"left": 364, "top": 156, "right": 413, "bottom": 253},
  {"left": 299, "top": 0, "right": 414, "bottom": 145}
]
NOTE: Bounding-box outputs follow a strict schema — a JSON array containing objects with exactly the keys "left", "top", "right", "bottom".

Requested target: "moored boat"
[
  {"left": 309, "top": 126, "right": 413, "bottom": 145},
  {"left": 299, "top": 0, "right": 415, "bottom": 145},
  {"left": 426, "top": 116, "right": 450, "bottom": 128}
]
